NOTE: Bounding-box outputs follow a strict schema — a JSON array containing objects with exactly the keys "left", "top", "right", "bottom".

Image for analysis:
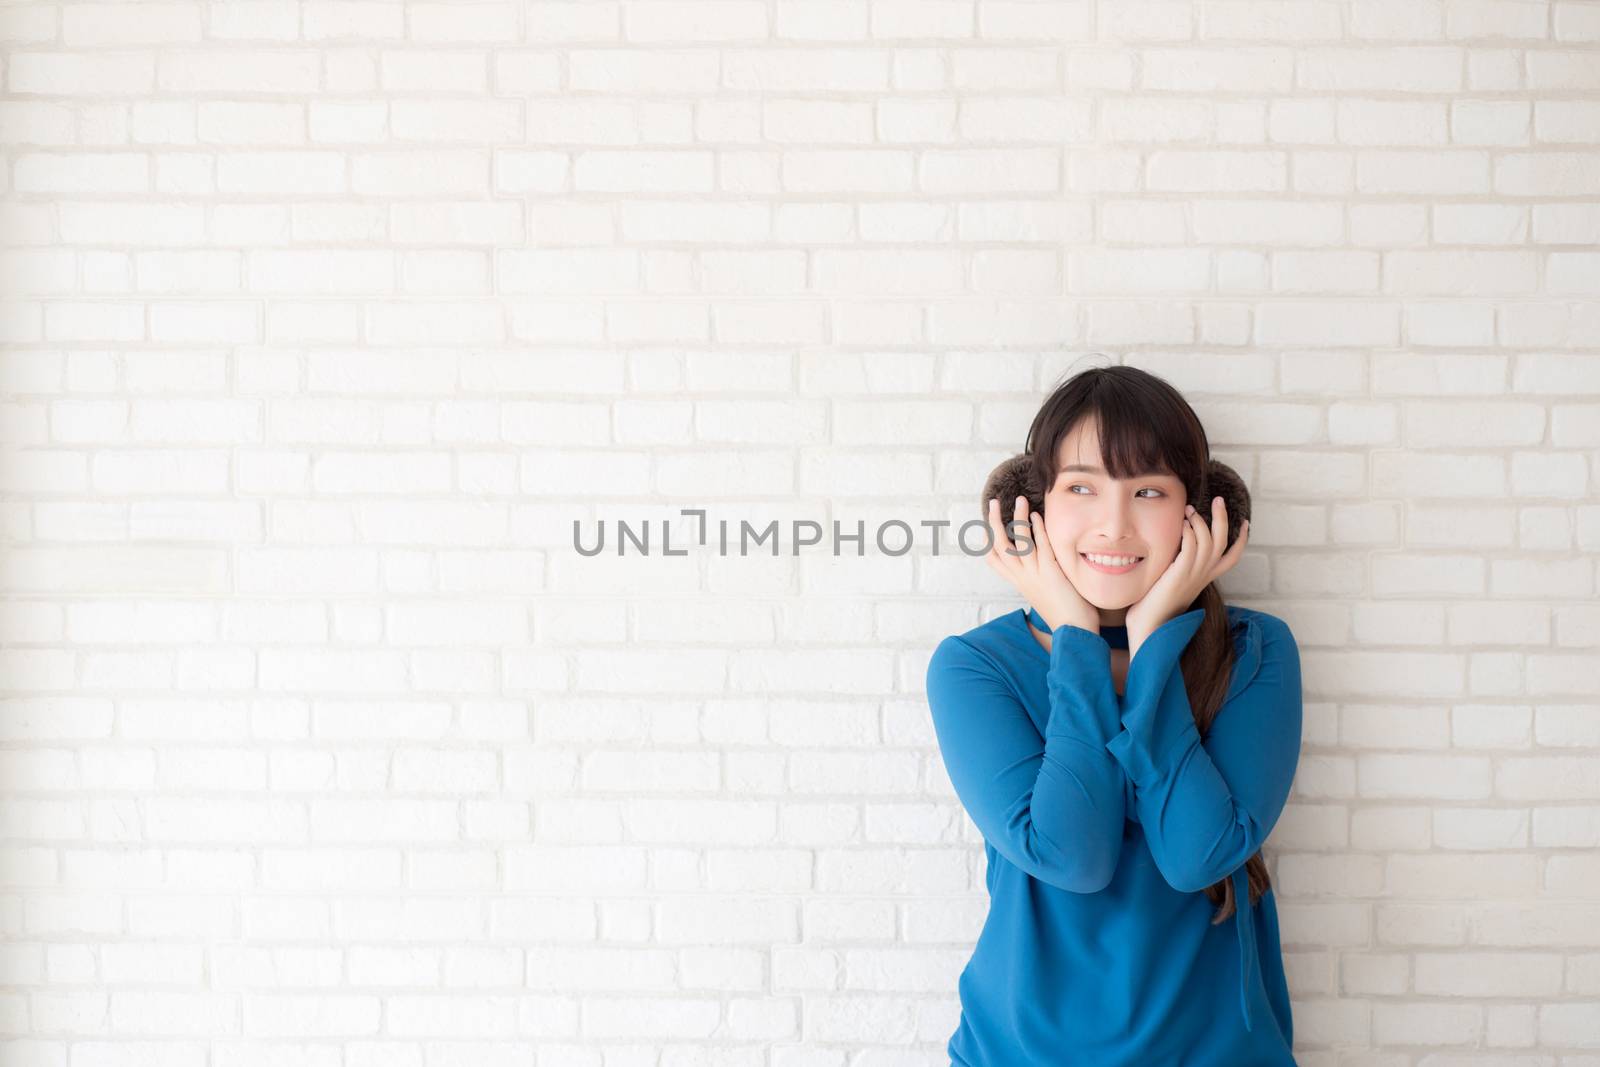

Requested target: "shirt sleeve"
[
  {"left": 1104, "top": 608, "right": 1303, "bottom": 894},
  {"left": 926, "top": 625, "right": 1128, "bottom": 893}
]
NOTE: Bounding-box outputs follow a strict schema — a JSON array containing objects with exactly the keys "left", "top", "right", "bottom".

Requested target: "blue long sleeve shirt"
[{"left": 924, "top": 603, "right": 1303, "bottom": 1066}]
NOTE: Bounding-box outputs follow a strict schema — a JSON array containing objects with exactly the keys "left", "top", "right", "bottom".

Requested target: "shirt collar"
[{"left": 1025, "top": 606, "right": 1129, "bottom": 649}]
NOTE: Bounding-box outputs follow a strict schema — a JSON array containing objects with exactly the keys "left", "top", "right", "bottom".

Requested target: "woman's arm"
[
  {"left": 1105, "top": 609, "right": 1303, "bottom": 894},
  {"left": 926, "top": 624, "right": 1128, "bottom": 893}
]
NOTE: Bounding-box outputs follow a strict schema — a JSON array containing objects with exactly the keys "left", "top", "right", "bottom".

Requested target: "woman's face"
[{"left": 1041, "top": 416, "right": 1188, "bottom": 612}]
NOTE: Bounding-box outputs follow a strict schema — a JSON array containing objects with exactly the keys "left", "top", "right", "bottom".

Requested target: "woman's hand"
[
  {"left": 1123, "top": 495, "right": 1250, "bottom": 655},
  {"left": 984, "top": 494, "right": 1101, "bottom": 635}
]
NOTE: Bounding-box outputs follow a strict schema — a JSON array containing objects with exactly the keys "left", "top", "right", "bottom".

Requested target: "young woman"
[{"left": 925, "top": 366, "right": 1303, "bottom": 1066}]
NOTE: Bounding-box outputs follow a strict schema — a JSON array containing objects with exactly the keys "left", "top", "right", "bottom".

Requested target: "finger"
[
  {"left": 1177, "top": 512, "right": 1197, "bottom": 573},
  {"left": 1190, "top": 502, "right": 1214, "bottom": 558},
  {"left": 986, "top": 498, "right": 1016, "bottom": 563},
  {"left": 1192, "top": 516, "right": 1211, "bottom": 582},
  {"left": 1177, "top": 511, "right": 1203, "bottom": 575},
  {"left": 1030, "top": 511, "right": 1056, "bottom": 566},
  {"left": 1210, "top": 496, "right": 1228, "bottom": 559},
  {"left": 998, "top": 498, "right": 1030, "bottom": 560},
  {"left": 1154, "top": 518, "right": 1192, "bottom": 594},
  {"left": 1010, "top": 495, "right": 1034, "bottom": 560},
  {"left": 1198, "top": 509, "right": 1216, "bottom": 563},
  {"left": 1209, "top": 522, "right": 1249, "bottom": 584},
  {"left": 1219, "top": 518, "right": 1250, "bottom": 567},
  {"left": 984, "top": 498, "right": 1005, "bottom": 562}
]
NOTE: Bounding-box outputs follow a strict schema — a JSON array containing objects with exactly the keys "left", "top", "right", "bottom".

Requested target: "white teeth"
[{"left": 1084, "top": 553, "right": 1140, "bottom": 566}]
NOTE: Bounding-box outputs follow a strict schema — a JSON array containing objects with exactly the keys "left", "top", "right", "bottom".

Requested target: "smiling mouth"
[{"left": 1080, "top": 553, "right": 1144, "bottom": 571}]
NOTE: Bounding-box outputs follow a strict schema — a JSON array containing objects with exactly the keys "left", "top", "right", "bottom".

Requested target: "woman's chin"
[{"left": 1072, "top": 575, "right": 1145, "bottom": 611}]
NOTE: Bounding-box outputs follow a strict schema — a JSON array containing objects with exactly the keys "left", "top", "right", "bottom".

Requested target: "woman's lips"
[{"left": 1080, "top": 552, "right": 1143, "bottom": 575}]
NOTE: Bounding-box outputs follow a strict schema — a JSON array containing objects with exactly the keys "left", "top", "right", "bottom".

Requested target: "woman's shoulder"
[
  {"left": 1224, "top": 604, "right": 1296, "bottom": 647},
  {"left": 1221, "top": 604, "right": 1298, "bottom": 701},
  {"left": 927, "top": 610, "right": 1033, "bottom": 681}
]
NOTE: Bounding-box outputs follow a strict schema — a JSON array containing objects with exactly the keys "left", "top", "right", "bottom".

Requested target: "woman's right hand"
[{"left": 984, "top": 494, "right": 1100, "bottom": 636}]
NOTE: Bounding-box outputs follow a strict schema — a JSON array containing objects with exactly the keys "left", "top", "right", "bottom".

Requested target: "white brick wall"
[{"left": 2, "top": 3, "right": 1598, "bottom": 1064}]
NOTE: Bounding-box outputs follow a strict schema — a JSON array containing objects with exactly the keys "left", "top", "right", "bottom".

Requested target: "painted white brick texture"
[{"left": 2, "top": 2, "right": 1599, "bottom": 1064}]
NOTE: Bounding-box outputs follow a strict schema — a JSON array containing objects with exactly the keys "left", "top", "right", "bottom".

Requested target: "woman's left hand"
[{"left": 1124, "top": 496, "right": 1250, "bottom": 654}]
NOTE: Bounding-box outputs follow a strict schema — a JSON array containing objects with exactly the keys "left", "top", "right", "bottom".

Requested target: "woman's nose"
[{"left": 1097, "top": 499, "right": 1134, "bottom": 531}]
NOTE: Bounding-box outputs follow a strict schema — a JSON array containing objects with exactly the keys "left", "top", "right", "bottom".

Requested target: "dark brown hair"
[{"left": 1023, "top": 364, "right": 1268, "bottom": 924}]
